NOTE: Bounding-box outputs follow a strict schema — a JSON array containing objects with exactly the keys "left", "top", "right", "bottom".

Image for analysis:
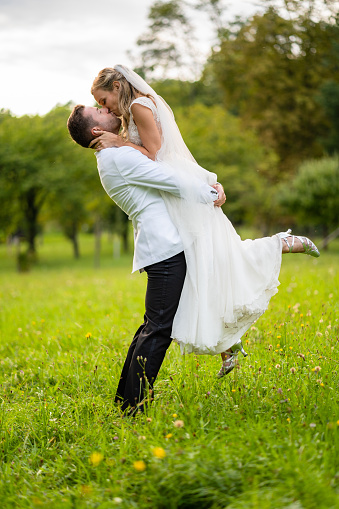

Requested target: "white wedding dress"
[{"left": 128, "top": 97, "right": 282, "bottom": 355}]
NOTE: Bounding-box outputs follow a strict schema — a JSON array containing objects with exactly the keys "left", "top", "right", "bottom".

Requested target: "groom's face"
[{"left": 83, "top": 106, "right": 121, "bottom": 133}]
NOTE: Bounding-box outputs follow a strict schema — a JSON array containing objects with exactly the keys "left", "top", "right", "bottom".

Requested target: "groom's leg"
[
  {"left": 118, "top": 251, "right": 186, "bottom": 413},
  {"left": 114, "top": 320, "right": 146, "bottom": 405}
]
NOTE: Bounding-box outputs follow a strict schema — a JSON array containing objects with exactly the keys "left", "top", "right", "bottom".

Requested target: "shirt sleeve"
[{"left": 108, "top": 147, "right": 218, "bottom": 204}]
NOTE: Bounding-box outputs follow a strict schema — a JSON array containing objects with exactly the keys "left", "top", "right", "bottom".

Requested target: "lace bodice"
[{"left": 128, "top": 97, "right": 161, "bottom": 146}]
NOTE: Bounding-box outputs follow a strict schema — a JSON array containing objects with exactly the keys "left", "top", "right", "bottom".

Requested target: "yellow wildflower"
[
  {"left": 86, "top": 333, "right": 92, "bottom": 338},
  {"left": 90, "top": 452, "right": 103, "bottom": 467},
  {"left": 152, "top": 447, "right": 166, "bottom": 459},
  {"left": 165, "top": 433, "right": 173, "bottom": 439},
  {"left": 133, "top": 460, "right": 146, "bottom": 472}
]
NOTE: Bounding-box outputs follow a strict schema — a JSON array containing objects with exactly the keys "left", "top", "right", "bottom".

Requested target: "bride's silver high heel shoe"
[
  {"left": 278, "top": 229, "right": 320, "bottom": 258},
  {"left": 216, "top": 340, "right": 248, "bottom": 378}
]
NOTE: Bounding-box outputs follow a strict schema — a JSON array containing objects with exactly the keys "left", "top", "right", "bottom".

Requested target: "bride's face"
[{"left": 93, "top": 83, "right": 120, "bottom": 116}]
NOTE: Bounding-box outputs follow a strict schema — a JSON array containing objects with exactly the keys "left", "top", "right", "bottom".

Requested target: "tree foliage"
[
  {"left": 0, "top": 105, "right": 115, "bottom": 263},
  {"left": 279, "top": 156, "right": 339, "bottom": 234},
  {"left": 0, "top": 111, "right": 56, "bottom": 254},
  {"left": 208, "top": 7, "right": 339, "bottom": 170},
  {"left": 317, "top": 80, "right": 339, "bottom": 154},
  {"left": 151, "top": 77, "right": 223, "bottom": 109},
  {"left": 131, "top": 0, "right": 197, "bottom": 79},
  {"left": 133, "top": 0, "right": 339, "bottom": 175}
]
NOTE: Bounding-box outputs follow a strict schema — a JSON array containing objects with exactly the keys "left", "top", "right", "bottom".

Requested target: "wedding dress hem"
[{"left": 172, "top": 235, "right": 283, "bottom": 355}]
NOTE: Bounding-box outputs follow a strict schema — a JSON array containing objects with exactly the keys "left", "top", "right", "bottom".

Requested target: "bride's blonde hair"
[{"left": 91, "top": 67, "right": 149, "bottom": 140}]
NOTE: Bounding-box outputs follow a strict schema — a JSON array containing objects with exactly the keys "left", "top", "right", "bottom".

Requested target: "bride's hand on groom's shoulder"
[
  {"left": 212, "top": 183, "right": 226, "bottom": 207},
  {"left": 89, "top": 131, "right": 123, "bottom": 151}
]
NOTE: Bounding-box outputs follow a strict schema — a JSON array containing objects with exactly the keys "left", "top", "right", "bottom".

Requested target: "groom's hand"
[
  {"left": 89, "top": 131, "right": 123, "bottom": 150},
  {"left": 212, "top": 183, "right": 226, "bottom": 207}
]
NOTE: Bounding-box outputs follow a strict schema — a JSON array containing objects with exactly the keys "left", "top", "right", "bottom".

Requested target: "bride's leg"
[
  {"left": 217, "top": 350, "right": 233, "bottom": 378},
  {"left": 217, "top": 341, "right": 248, "bottom": 378},
  {"left": 221, "top": 350, "right": 231, "bottom": 361},
  {"left": 281, "top": 237, "right": 304, "bottom": 253},
  {"left": 278, "top": 230, "right": 320, "bottom": 257}
]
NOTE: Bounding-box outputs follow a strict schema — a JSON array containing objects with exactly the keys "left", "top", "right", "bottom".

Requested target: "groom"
[{"left": 67, "top": 105, "right": 225, "bottom": 415}]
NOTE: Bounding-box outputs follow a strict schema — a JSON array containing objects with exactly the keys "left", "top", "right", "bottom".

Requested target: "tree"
[
  {"left": 193, "top": 0, "right": 230, "bottom": 40},
  {"left": 130, "top": 0, "right": 198, "bottom": 80},
  {"left": 208, "top": 6, "right": 339, "bottom": 171},
  {"left": 150, "top": 77, "right": 223, "bottom": 109},
  {"left": 317, "top": 81, "right": 339, "bottom": 154},
  {"left": 0, "top": 112, "right": 53, "bottom": 258},
  {"left": 0, "top": 105, "right": 122, "bottom": 266},
  {"left": 259, "top": 0, "right": 339, "bottom": 19},
  {"left": 279, "top": 156, "right": 339, "bottom": 240}
]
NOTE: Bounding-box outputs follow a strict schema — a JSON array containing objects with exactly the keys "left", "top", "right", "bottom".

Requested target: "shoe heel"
[
  {"left": 240, "top": 346, "right": 248, "bottom": 357},
  {"left": 231, "top": 340, "right": 248, "bottom": 357}
]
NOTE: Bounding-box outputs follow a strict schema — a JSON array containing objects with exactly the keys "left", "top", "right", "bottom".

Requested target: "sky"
[{"left": 0, "top": 0, "right": 261, "bottom": 116}]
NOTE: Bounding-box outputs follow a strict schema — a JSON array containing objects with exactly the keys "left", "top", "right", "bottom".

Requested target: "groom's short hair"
[{"left": 67, "top": 105, "right": 94, "bottom": 148}]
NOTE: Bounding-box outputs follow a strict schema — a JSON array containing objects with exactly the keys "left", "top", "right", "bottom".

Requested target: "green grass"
[{"left": 0, "top": 233, "right": 338, "bottom": 508}]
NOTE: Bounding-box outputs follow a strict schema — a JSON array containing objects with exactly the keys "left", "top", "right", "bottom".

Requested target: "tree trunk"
[
  {"left": 321, "top": 226, "right": 339, "bottom": 251},
  {"left": 24, "top": 189, "right": 39, "bottom": 256},
  {"left": 16, "top": 239, "right": 31, "bottom": 272},
  {"left": 72, "top": 232, "right": 80, "bottom": 259},
  {"left": 66, "top": 222, "right": 80, "bottom": 259},
  {"left": 121, "top": 214, "right": 129, "bottom": 253},
  {"left": 94, "top": 217, "right": 101, "bottom": 268}
]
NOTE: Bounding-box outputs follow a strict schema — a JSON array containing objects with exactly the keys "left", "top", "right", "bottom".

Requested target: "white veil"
[{"left": 114, "top": 64, "right": 196, "bottom": 164}]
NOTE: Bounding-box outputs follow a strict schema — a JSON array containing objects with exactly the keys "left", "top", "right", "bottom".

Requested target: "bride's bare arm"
[
  {"left": 90, "top": 103, "right": 161, "bottom": 161},
  {"left": 127, "top": 103, "right": 162, "bottom": 160}
]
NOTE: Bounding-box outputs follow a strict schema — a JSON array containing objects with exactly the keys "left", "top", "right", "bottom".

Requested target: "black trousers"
[{"left": 115, "top": 251, "right": 186, "bottom": 413}]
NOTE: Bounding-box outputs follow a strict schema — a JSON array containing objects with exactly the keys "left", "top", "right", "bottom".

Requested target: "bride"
[{"left": 89, "top": 65, "right": 320, "bottom": 377}]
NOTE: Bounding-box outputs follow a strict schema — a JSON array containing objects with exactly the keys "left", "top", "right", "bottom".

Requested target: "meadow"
[{"left": 0, "top": 233, "right": 338, "bottom": 509}]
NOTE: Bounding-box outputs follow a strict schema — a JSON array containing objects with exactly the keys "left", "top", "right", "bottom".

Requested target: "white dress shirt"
[{"left": 96, "top": 146, "right": 218, "bottom": 272}]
